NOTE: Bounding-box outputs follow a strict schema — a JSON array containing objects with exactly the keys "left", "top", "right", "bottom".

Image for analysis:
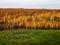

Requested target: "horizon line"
[{"left": 0, "top": 7, "right": 60, "bottom": 9}]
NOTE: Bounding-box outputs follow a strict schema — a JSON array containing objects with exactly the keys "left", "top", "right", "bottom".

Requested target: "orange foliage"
[{"left": 0, "top": 8, "right": 60, "bottom": 29}]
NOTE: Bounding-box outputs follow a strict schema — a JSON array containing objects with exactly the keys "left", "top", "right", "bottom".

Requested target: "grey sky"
[{"left": 0, "top": 0, "right": 60, "bottom": 9}]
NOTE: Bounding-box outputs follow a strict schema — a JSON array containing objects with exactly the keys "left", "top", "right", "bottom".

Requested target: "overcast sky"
[{"left": 0, "top": 0, "right": 60, "bottom": 9}]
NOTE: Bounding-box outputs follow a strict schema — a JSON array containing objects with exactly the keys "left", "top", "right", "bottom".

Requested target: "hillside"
[{"left": 0, "top": 8, "right": 60, "bottom": 30}]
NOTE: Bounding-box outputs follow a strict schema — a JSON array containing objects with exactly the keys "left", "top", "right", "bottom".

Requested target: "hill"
[{"left": 0, "top": 8, "right": 60, "bottom": 30}]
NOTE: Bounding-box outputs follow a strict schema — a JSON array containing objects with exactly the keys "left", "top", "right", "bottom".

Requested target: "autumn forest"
[{"left": 0, "top": 8, "right": 60, "bottom": 30}]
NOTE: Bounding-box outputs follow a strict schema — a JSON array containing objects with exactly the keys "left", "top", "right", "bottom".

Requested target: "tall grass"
[{"left": 0, "top": 30, "right": 60, "bottom": 45}]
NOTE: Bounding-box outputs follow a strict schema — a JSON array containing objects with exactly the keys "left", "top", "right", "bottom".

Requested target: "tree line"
[{"left": 0, "top": 8, "right": 60, "bottom": 30}]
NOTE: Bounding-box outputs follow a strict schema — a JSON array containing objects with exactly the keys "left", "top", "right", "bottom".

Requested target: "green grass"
[{"left": 0, "top": 29, "right": 60, "bottom": 45}]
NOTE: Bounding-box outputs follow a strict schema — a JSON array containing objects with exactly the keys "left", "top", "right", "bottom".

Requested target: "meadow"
[{"left": 0, "top": 29, "right": 60, "bottom": 45}]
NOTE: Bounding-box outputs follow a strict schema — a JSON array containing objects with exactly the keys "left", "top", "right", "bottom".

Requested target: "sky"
[{"left": 0, "top": 0, "right": 60, "bottom": 9}]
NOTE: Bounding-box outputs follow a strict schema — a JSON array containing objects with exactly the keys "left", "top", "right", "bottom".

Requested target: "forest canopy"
[{"left": 0, "top": 8, "right": 60, "bottom": 30}]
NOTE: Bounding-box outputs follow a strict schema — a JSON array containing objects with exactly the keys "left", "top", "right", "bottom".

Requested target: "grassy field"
[{"left": 0, "top": 29, "right": 60, "bottom": 45}]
